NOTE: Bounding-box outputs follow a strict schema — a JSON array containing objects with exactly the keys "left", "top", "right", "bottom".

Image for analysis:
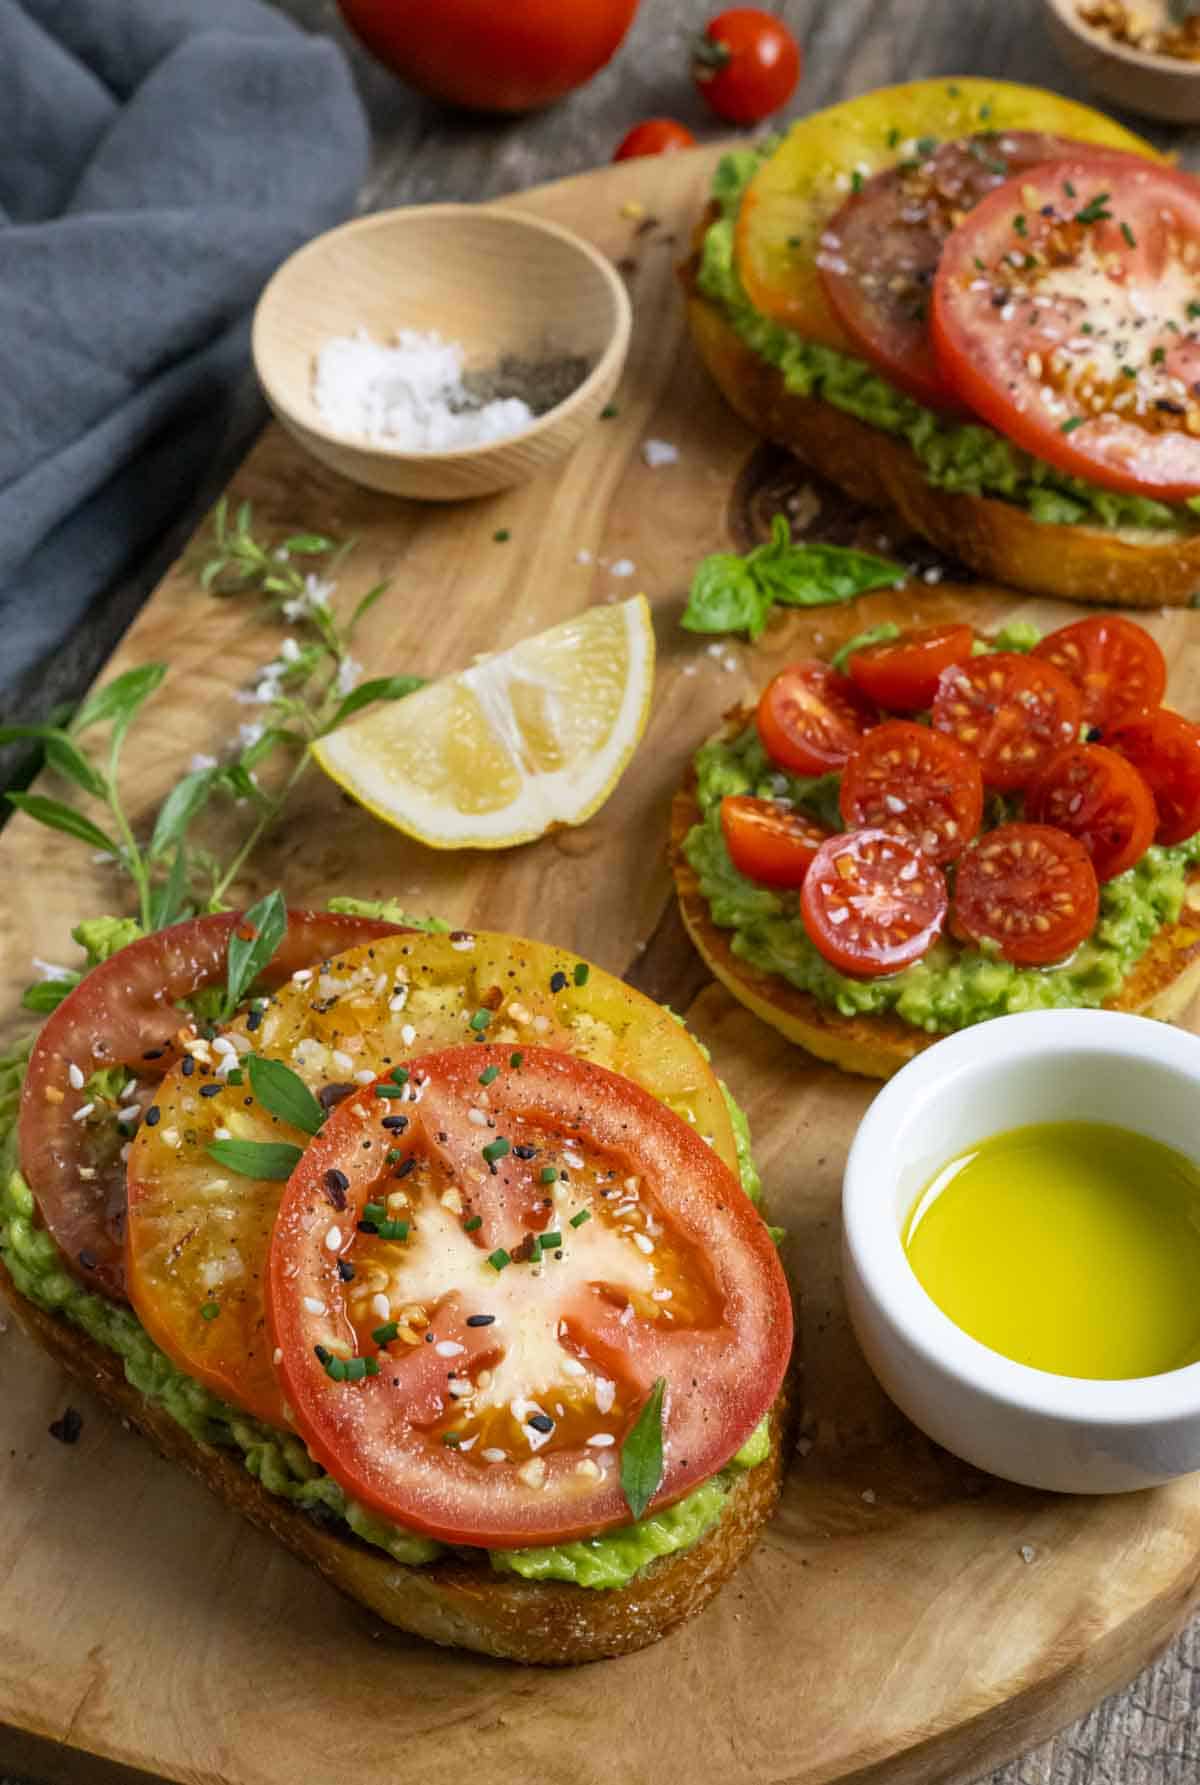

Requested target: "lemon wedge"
[{"left": 313, "top": 596, "right": 656, "bottom": 849}]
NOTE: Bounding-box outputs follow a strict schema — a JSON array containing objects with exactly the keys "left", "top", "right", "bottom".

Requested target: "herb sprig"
[
  {"left": 681, "top": 516, "right": 902, "bottom": 641},
  {"left": 620, "top": 1376, "right": 667, "bottom": 1520}
]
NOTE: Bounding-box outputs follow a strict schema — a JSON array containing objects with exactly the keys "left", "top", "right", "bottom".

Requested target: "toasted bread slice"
[
  {"left": 671, "top": 749, "right": 1200, "bottom": 1082},
  {"left": 0, "top": 1256, "right": 791, "bottom": 1665},
  {"left": 684, "top": 266, "right": 1200, "bottom": 610}
]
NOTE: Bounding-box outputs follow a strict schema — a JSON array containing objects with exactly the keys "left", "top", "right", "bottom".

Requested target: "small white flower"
[{"left": 336, "top": 656, "right": 361, "bottom": 696}]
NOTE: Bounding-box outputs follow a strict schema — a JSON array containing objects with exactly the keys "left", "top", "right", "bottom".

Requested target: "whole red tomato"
[
  {"left": 613, "top": 118, "right": 697, "bottom": 160},
  {"left": 693, "top": 9, "right": 801, "bottom": 124},
  {"left": 338, "top": 0, "right": 641, "bottom": 113}
]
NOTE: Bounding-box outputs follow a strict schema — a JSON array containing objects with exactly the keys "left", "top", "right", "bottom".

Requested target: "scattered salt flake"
[
  {"left": 861, "top": 1489, "right": 877, "bottom": 1505},
  {"left": 641, "top": 438, "right": 679, "bottom": 468},
  {"left": 575, "top": 548, "right": 593, "bottom": 565},
  {"left": 796, "top": 1436, "right": 813, "bottom": 1456},
  {"left": 610, "top": 557, "right": 635, "bottom": 578},
  {"left": 1019, "top": 1544, "right": 1037, "bottom": 1565}
]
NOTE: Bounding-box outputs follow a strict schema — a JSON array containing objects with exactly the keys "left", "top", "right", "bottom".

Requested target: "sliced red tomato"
[
  {"left": 1031, "top": 615, "right": 1167, "bottom": 731},
  {"left": 954, "top": 823, "right": 1099, "bottom": 965},
  {"left": 838, "top": 721, "right": 983, "bottom": 866},
  {"left": 613, "top": 119, "right": 696, "bottom": 160},
  {"left": 800, "top": 829, "right": 948, "bottom": 977},
  {"left": 932, "top": 156, "right": 1200, "bottom": 499},
  {"left": 268, "top": 1045, "right": 791, "bottom": 1547},
  {"left": 931, "top": 653, "right": 1084, "bottom": 791},
  {"left": 17, "top": 911, "right": 403, "bottom": 1302},
  {"left": 720, "top": 795, "right": 831, "bottom": 888},
  {"left": 818, "top": 133, "right": 1088, "bottom": 410},
  {"left": 1109, "top": 708, "right": 1200, "bottom": 845},
  {"left": 845, "top": 623, "right": 975, "bottom": 712},
  {"left": 756, "top": 661, "right": 878, "bottom": 777},
  {"left": 1026, "top": 743, "right": 1157, "bottom": 881}
]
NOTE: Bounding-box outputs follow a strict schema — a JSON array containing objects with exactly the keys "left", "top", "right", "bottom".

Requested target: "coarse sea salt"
[{"left": 313, "top": 328, "right": 534, "bottom": 452}]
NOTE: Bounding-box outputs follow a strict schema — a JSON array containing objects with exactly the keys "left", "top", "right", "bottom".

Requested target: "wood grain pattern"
[{"left": 4, "top": 139, "right": 1200, "bottom": 1785}]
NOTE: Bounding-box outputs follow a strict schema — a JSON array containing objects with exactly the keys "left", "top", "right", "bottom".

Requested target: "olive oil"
[{"left": 903, "top": 1122, "right": 1200, "bottom": 1380}]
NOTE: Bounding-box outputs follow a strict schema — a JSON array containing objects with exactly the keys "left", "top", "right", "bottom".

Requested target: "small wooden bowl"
[
  {"left": 1042, "top": 0, "right": 1200, "bottom": 123},
  {"left": 252, "top": 205, "right": 632, "bottom": 502}
]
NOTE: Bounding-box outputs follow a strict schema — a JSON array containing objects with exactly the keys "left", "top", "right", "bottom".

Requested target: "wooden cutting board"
[{"left": 3, "top": 146, "right": 1200, "bottom": 1785}]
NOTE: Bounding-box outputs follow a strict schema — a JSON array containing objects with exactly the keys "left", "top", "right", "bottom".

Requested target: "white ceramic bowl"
[{"left": 843, "top": 1009, "right": 1200, "bottom": 1494}]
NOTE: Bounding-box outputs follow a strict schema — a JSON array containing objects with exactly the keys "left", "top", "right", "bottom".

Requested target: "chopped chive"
[
  {"left": 482, "top": 1136, "right": 511, "bottom": 1165},
  {"left": 1061, "top": 416, "right": 1084, "bottom": 433},
  {"left": 225, "top": 1069, "right": 244, "bottom": 1087},
  {"left": 1121, "top": 365, "right": 1137, "bottom": 379},
  {"left": 570, "top": 1209, "right": 591, "bottom": 1228},
  {"left": 363, "top": 1201, "right": 387, "bottom": 1224},
  {"left": 573, "top": 962, "right": 590, "bottom": 986},
  {"left": 540, "top": 1231, "right": 562, "bottom": 1249},
  {"left": 386, "top": 1148, "right": 402, "bottom": 1164},
  {"left": 463, "top": 1215, "right": 482, "bottom": 1232},
  {"left": 377, "top": 1219, "right": 409, "bottom": 1242},
  {"left": 373, "top": 1320, "right": 399, "bottom": 1345},
  {"left": 374, "top": 1083, "right": 408, "bottom": 1098},
  {"left": 1189, "top": 301, "right": 1200, "bottom": 320},
  {"left": 390, "top": 1066, "right": 409, "bottom": 1085},
  {"left": 1121, "top": 221, "right": 1136, "bottom": 248},
  {"left": 200, "top": 1301, "right": 220, "bottom": 1321},
  {"left": 886, "top": 126, "right": 900, "bottom": 147},
  {"left": 488, "top": 1248, "right": 511, "bottom": 1271},
  {"left": 493, "top": 528, "right": 511, "bottom": 543},
  {"left": 365, "top": 1357, "right": 380, "bottom": 1377},
  {"left": 443, "top": 1431, "right": 463, "bottom": 1446},
  {"left": 1073, "top": 193, "right": 1111, "bottom": 226},
  {"left": 851, "top": 170, "right": 863, "bottom": 192},
  {"left": 345, "top": 1357, "right": 367, "bottom": 1383},
  {"left": 325, "top": 1355, "right": 348, "bottom": 1382},
  {"left": 1152, "top": 346, "right": 1166, "bottom": 365},
  {"left": 314, "top": 1344, "right": 331, "bottom": 1365},
  {"left": 1013, "top": 214, "right": 1026, "bottom": 237},
  {"left": 469, "top": 1009, "right": 491, "bottom": 1032},
  {"left": 529, "top": 1234, "right": 543, "bottom": 1264},
  {"left": 1064, "top": 178, "right": 1076, "bottom": 197},
  {"left": 478, "top": 1064, "right": 500, "bottom": 1086},
  {"left": 540, "top": 1165, "right": 558, "bottom": 1185},
  {"left": 509, "top": 1051, "right": 524, "bottom": 1068},
  {"left": 600, "top": 402, "right": 618, "bottom": 419}
]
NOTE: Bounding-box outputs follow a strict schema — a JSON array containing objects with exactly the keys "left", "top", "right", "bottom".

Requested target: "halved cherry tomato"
[
  {"left": 818, "top": 134, "right": 1085, "bottom": 411},
  {"left": 719, "top": 795, "right": 831, "bottom": 888},
  {"left": 845, "top": 623, "right": 975, "bottom": 712},
  {"left": 931, "top": 653, "right": 1084, "bottom": 791},
  {"left": 757, "top": 661, "right": 878, "bottom": 777},
  {"left": 17, "top": 911, "right": 402, "bottom": 1302},
  {"left": 613, "top": 118, "right": 696, "bottom": 160},
  {"left": 692, "top": 9, "right": 801, "bottom": 126},
  {"left": 954, "top": 823, "right": 1099, "bottom": 965},
  {"left": 1031, "top": 615, "right": 1167, "bottom": 731},
  {"left": 1026, "top": 743, "right": 1157, "bottom": 881},
  {"left": 1109, "top": 708, "right": 1200, "bottom": 845},
  {"left": 838, "top": 721, "right": 983, "bottom": 866},
  {"left": 932, "top": 156, "right": 1200, "bottom": 499},
  {"left": 268, "top": 1045, "right": 792, "bottom": 1547},
  {"left": 800, "top": 828, "right": 948, "bottom": 977},
  {"left": 126, "top": 931, "right": 744, "bottom": 1426}
]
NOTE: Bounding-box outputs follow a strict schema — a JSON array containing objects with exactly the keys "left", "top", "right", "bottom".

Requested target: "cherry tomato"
[
  {"left": 614, "top": 118, "right": 696, "bottom": 161},
  {"left": 931, "top": 653, "right": 1084, "bottom": 791},
  {"left": 838, "top": 721, "right": 983, "bottom": 866},
  {"left": 800, "top": 829, "right": 948, "bottom": 978},
  {"left": 1109, "top": 708, "right": 1200, "bottom": 845},
  {"left": 953, "top": 823, "right": 1099, "bottom": 966},
  {"left": 1026, "top": 743, "right": 1157, "bottom": 881},
  {"left": 818, "top": 134, "right": 1084, "bottom": 411},
  {"left": 932, "top": 155, "right": 1200, "bottom": 499},
  {"left": 336, "top": 0, "right": 639, "bottom": 113},
  {"left": 126, "top": 931, "right": 743, "bottom": 1426},
  {"left": 756, "top": 661, "right": 878, "bottom": 777},
  {"left": 17, "top": 911, "right": 403, "bottom": 1303},
  {"left": 268, "top": 1045, "right": 792, "bottom": 1547},
  {"left": 692, "top": 9, "right": 801, "bottom": 126},
  {"left": 1031, "top": 615, "right": 1167, "bottom": 731},
  {"left": 845, "top": 623, "right": 975, "bottom": 712},
  {"left": 720, "top": 795, "right": 831, "bottom": 888}
]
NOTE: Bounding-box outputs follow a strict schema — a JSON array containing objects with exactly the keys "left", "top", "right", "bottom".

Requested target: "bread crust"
[
  {"left": 684, "top": 272, "right": 1200, "bottom": 609},
  {"left": 0, "top": 1255, "right": 791, "bottom": 1665},
  {"left": 671, "top": 730, "right": 1200, "bottom": 1080}
]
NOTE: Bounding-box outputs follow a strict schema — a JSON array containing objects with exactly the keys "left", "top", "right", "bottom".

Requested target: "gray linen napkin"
[{"left": 0, "top": 0, "right": 368, "bottom": 703}]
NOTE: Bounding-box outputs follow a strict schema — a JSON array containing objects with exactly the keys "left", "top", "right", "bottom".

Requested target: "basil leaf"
[
  {"left": 757, "top": 542, "right": 902, "bottom": 608},
  {"left": 620, "top": 1376, "right": 666, "bottom": 1521},
  {"left": 149, "top": 768, "right": 218, "bottom": 861},
  {"left": 222, "top": 889, "right": 286, "bottom": 1018},
  {"left": 324, "top": 675, "right": 426, "bottom": 733},
  {"left": 206, "top": 1138, "right": 304, "bottom": 1181},
  {"left": 681, "top": 555, "right": 770, "bottom": 639},
  {"left": 830, "top": 622, "right": 901, "bottom": 674},
  {"left": 21, "top": 976, "right": 80, "bottom": 1014},
  {"left": 247, "top": 1054, "right": 324, "bottom": 1137},
  {"left": 6, "top": 793, "right": 120, "bottom": 857},
  {"left": 73, "top": 663, "right": 167, "bottom": 744}
]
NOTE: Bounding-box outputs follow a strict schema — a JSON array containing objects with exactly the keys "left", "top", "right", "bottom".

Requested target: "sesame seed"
[
  {"left": 586, "top": 1433, "right": 615, "bottom": 1448},
  {"left": 325, "top": 1226, "right": 343, "bottom": 1251},
  {"left": 303, "top": 1296, "right": 326, "bottom": 1315},
  {"left": 67, "top": 1062, "right": 85, "bottom": 1090},
  {"left": 401, "top": 1024, "right": 416, "bottom": 1046},
  {"left": 436, "top": 1340, "right": 465, "bottom": 1358},
  {"left": 71, "top": 1102, "right": 95, "bottom": 1123},
  {"left": 482, "top": 1447, "right": 507, "bottom": 1463}
]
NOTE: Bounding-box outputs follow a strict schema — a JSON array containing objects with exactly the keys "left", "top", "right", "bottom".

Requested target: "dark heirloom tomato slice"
[
  {"left": 932, "top": 156, "right": 1200, "bottom": 499},
  {"left": 1026, "top": 744, "right": 1157, "bottom": 881},
  {"left": 720, "top": 795, "right": 831, "bottom": 888},
  {"left": 1032, "top": 616, "right": 1167, "bottom": 730},
  {"left": 954, "top": 823, "right": 1099, "bottom": 966},
  {"left": 818, "top": 133, "right": 1086, "bottom": 410},
  {"left": 931, "top": 653, "right": 1083, "bottom": 791},
  {"left": 268, "top": 1046, "right": 792, "bottom": 1548},
  {"left": 17, "top": 911, "right": 402, "bottom": 1301},
  {"left": 845, "top": 624, "right": 975, "bottom": 712},
  {"left": 839, "top": 721, "right": 983, "bottom": 866},
  {"left": 756, "top": 661, "right": 878, "bottom": 777},
  {"left": 1109, "top": 709, "right": 1200, "bottom": 845},
  {"left": 800, "top": 829, "right": 948, "bottom": 978}
]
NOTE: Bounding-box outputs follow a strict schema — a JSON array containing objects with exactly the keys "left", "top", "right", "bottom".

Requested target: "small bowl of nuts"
[{"left": 1043, "top": 0, "right": 1200, "bottom": 122}]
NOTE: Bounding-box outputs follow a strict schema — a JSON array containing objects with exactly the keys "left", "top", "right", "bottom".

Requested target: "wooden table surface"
[{"left": 6, "top": 1, "right": 1199, "bottom": 1780}]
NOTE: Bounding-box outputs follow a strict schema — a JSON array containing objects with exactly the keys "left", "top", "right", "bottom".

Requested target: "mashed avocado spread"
[
  {"left": 686, "top": 721, "right": 1200, "bottom": 1032},
  {"left": 0, "top": 1004, "right": 771, "bottom": 1592},
  {"left": 699, "top": 148, "right": 1200, "bottom": 537}
]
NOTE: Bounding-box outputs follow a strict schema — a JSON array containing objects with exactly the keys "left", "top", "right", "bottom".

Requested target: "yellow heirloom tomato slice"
[{"left": 124, "top": 930, "right": 740, "bottom": 1425}]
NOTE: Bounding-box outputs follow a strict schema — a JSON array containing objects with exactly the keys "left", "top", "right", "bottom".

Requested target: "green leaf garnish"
[
  {"left": 322, "top": 674, "right": 427, "bottom": 734},
  {"left": 222, "top": 890, "right": 286, "bottom": 1020},
  {"left": 620, "top": 1377, "right": 666, "bottom": 1521},
  {"left": 205, "top": 1138, "right": 304, "bottom": 1180},
  {"left": 6, "top": 793, "right": 121, "bottom": 858},
  {"left": 247, "top": 1053, "right": 324, "bottom": 1136},
  {"left": 681, "top": 516, "right": 902, "bottom": 640}
]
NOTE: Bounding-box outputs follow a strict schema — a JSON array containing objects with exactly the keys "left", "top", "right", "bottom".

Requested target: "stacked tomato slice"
[
  {"left": 722, "top": 614, "right": 1200, "bottom": 978},
  {"left": 814, "top": 133, "right": 1200, "bottom": 500}
]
